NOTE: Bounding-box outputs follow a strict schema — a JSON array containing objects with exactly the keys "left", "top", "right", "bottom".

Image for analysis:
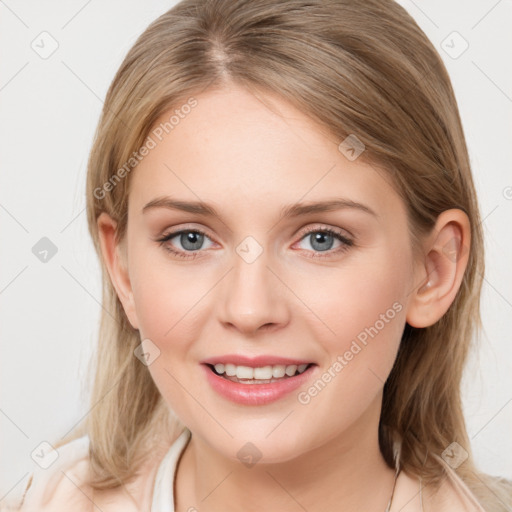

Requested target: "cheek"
[
  {"left": 287, "top": 249, "right": 411, "bottom": 437},
  {"left": 128, "top": 240, "right": 211, "bottom": 340},
  {"left": 297, "top": 244, "right": 412, "bottom": 375},
  {"left": 334, "top": 264, "right": 407, "bottom": 347},
  {"left": 128, "top": 253, "right": 210, "bottom": 418}
]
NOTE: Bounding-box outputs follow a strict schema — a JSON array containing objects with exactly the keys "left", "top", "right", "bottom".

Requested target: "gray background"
[{"left": 1, "top": 0, "right": 511, "bottom": 501}]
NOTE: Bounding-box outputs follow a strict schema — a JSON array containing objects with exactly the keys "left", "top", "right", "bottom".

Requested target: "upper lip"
[{"left": 201, "top": 354, "right": 315, "bottom": 367}]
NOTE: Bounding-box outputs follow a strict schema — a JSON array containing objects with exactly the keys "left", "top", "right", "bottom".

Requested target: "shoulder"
[
  {"left": 392, "top": 464, "right": 488, "bottom": 512},
  {"left": 426, "top": 473, "right": 486, "bottom": 512},
  {"left": 10, "top": 435, "right": 166, "bottom": 512},
  {"left": 4, "top": 436, "right": 92, "bottom": 511},
  {"left": 400, "top": 464, "right": 490, "bottom": 512},
  {"left": 429, "top": 464, "right": 512, "bottom": 512}
]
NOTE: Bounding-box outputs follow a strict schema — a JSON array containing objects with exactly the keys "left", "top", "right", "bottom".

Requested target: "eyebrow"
[{"left": 142, "top": 197, "right": 377, "bottom": 218}]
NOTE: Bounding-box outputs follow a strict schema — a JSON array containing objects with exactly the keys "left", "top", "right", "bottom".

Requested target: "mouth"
[
  {"left": 201, "top": 360, "right": 318, "bottom": 405},
  {"left": 205, "top": 362, "right": 316, "bottom": 384}
]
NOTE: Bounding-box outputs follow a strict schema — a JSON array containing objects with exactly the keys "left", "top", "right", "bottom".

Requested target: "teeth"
[
  {"left": 212, "top": 363, "right": 310, "bottom": 380},
  {"left": 225, "top": 364, "right": 236, "bottom": 376},
  {"left": 254, "top": 366, "right": 273, "bottom": 379},
  {"left": 272, "top": 365, "right": 286, "bottom": 378},
  {"left": 285, "top": 365, "right": 298, "bottom": 376},
  {"left": 237, "top": 366, "right": 254, "bottom": 379}
]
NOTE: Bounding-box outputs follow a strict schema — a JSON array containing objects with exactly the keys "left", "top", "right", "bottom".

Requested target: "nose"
[{"left": 217, "top": 246, "right": 290, "bottom": 336}]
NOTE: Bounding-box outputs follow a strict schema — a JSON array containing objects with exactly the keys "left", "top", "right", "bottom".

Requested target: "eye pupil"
[
  {"left": 181, "top": 231, "right": 204, "bottom": 250},
  {"left": 310, "top": 232, "right": 334, "bottom": 251}
]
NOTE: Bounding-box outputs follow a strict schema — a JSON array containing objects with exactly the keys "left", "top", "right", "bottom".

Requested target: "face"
[{"left": 114, "top": 84, "right": 420, "bottom": 463}]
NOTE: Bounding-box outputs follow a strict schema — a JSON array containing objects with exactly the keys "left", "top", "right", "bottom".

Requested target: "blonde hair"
[{"left": 59, "top": 0, "right": 511, "bottom": 508}]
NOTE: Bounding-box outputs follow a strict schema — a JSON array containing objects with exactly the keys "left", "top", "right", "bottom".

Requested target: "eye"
[
  {"left": 156, "top": 225, "right": 354, "bottom": 260},
  {"left": 294, "top": 226, "right": 353, "bottom": 258},
  {"left": 156, "top": 229, "right": 214, "bottom": 259}
]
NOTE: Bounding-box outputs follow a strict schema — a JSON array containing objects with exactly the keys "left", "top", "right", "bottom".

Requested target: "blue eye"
[
  {"left": 176, "top": 231, "right": 206, "bottom": 251},
  {"left": 157, "top": 226, "right": 353, "bottom": 260},
  {"left": 157, "top": 229, "right": 214, "bottom": 259},
  {"left": 296, "top": 227, "right": 353, "bottom": 258},
  {"left": 306, "top": 231, "right": 336, "bottom": 251}
]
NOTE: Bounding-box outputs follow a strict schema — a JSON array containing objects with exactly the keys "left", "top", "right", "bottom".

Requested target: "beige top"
[{"left": 2, "top": 428, "right": 488, "bottom": 511}]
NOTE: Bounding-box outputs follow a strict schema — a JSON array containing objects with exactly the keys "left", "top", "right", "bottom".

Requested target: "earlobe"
[
  {"left": 97, "top": 212, "right": 139, "bottom": 330},
  {"left": 406, "top": 209, "right": 470, "bottom": 328}
]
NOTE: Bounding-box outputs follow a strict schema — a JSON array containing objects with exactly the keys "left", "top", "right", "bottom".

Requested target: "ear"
[
  {"left": 97, "top": 212, "right": 139, "bottom": 330},
  {"left": 406, "top": 209, "right": 471, "bottom": 328}
]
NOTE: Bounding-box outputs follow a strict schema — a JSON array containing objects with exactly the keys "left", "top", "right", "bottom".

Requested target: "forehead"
[{"left": 129, "top": 85, "right": 404, "bottom": 221}]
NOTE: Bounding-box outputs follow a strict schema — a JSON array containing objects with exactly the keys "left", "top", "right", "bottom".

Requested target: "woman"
[{"left": 8, "top": 0, "right": 512, "bottom": 510}]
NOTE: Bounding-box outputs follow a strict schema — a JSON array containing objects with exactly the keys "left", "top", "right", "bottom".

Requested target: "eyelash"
[{"left": 156, "top": 226, "right": 354, "bottom": 260}]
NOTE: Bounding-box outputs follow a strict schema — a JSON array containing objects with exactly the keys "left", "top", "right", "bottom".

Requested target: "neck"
[{"left": 175, "top": 394, "right": 397, "bottom": 512}]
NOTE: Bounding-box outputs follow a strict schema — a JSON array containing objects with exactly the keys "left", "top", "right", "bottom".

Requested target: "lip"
[
  {"left": 200, "top": 354, "right": 314, "bottom": 367},
  {"left": 201, "top": 362, "right": 317, "bottom": 406}
]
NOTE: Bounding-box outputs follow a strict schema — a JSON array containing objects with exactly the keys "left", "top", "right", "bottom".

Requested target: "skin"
[{"left": 98, "top": 83, "right": 470, "bottom": 511}]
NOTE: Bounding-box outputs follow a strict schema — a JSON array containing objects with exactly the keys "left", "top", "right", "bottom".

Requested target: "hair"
[{"left": 57, "top": 0, "right": 511, "bottom": 509}]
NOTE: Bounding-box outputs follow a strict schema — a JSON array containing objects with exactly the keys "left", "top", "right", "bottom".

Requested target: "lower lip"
[{"left": 202, "top": 364, "right": 316, "bottom": 405}]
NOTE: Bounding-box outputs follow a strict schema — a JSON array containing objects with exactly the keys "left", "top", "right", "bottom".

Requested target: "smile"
[
  {"left": 209, "top": 363, "right": 311, "bottom": 383},
  {"left": 202, "top": 362, "right": 318, "bottom": 405}
]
